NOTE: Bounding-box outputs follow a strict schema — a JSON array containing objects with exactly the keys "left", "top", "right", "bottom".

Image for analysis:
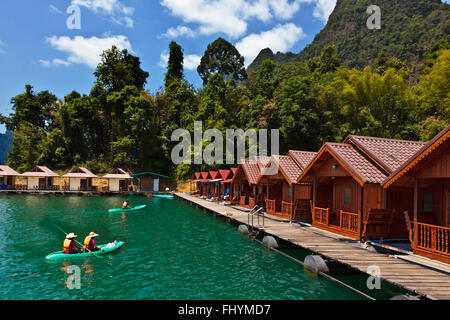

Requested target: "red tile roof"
[
  {"left": 345, "top": 135, "right": 427, "bottom": 173},
  {"left": 201, "top": 172, "right": 210, "bottom": 180},
  {"left": 270, "top": 155, "right": 303, "bottom": 185},
  {"left": 218, "top": 169, "right": 231, "bottom": 180},
  {"left": 325, "top": 143, "right": 388, "bottom": 184},
  {"left": 209, "top": 171, "right": 219, "bottom": 180},
  {"left": 384, "top": 125, "right": 450, "bottom": 188},
  {"left": 288, "top": 150, "right": 317, "bottom": 170},
  {"left": 231, "top": 168, "right": 237, "bottom": 175},
  {"left": 194, "top": 172, "right": 201, "bottom": 180}
]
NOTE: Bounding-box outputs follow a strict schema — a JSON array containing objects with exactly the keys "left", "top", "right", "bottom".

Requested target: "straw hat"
[
  {"left": 88, "top": 232, "right": 99, "bottom": 237},
  {"left": 66, "top": 233, "right": 77, "bottom": 239}
]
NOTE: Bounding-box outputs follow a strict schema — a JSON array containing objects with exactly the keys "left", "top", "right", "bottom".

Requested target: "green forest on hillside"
[
  {"left": 1, "top": 35, "right": 449, "bottom": 179},
  {"left": 249, "top": 0, "right": 450, "bottom": 77}
]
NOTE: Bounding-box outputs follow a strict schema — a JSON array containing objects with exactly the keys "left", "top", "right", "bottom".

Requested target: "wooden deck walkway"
[{"left": 175, "top": 192, "right": 450, "bottom": 300}]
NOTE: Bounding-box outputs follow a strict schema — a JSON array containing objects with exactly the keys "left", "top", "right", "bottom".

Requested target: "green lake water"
[{"left": 0, "top": 194, "right": 407, "bottom": 300}]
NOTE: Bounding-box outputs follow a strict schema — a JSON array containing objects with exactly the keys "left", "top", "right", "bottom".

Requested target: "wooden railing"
[
  {"left": 266, "top": 199, "right": 276, "bottom": 214},
  {"left": 281, "top": 201, "right": 293, "bottom": 220},
  {"left": 416, "top": 223, "right": 449, "bottom": 255},
  {"left": 340, "top": 210, "right": 360, "bottom": 234},
  {"left": 313, "top": 207, "right": 329, "bottom": 226},
  {"left": 240, "top": 196, "right": 247, "bottom": 207},
  {"left": 248, "top": 197, "right": 256, "bottom": 208}
]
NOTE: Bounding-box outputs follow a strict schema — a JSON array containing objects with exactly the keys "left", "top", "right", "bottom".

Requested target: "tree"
[
  {"left": 417, "top": 49, "right": 450, "bottom": 140},
  {"left": 197, "top": 38, "right": 247, "bottom": 85},
  {"left": 165, "top": 41, "right": 184, "bottom": 88},
  {"left": 94, "top": 46, "right": 149, "bottom": 93},
  {"left": 256, "top": 59, "right": 276, "bottom": 99},
  {"left": 277, "top": 75, "right": 319, "bottom": 151}
]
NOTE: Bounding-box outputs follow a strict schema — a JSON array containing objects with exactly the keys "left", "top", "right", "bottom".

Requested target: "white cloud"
[
  {"left": 184, "top": 54, "right": 202, "bottom": 70},
  {"left": 71, "top": 0, "right": 134, "bottom": 27},
  {"left": 159, "top": 52, "right": 201, "bottom": 70},
  {"left": 44, "top": 35, "right": 132, "bottom": 68},
  {"left": 160, "top": 0, "right": 305, "bottom": 38},
  {"left": 312, "top": 0, "right": 336, "bottom": 22},
  {"left": 236, "top": 23, "right": 306, "bottom": 66},
  {"left": 39, "top": 58, "right": 72, "bottom": 67},
  {"left": 161, "top": 26, "right": 197, "bottom": 39},
  {"left": 49, "top": 4, "right": 63, "bottom": 14}
]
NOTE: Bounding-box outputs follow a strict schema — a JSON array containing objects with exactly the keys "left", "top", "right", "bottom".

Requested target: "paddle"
[{"left": 55, "top": 226, "right": 103, "bottom": 259}]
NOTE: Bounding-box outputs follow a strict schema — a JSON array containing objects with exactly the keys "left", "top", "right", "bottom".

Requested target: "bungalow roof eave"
[{"left": 296, "top": 144, "right": 366, "bottom": 187}]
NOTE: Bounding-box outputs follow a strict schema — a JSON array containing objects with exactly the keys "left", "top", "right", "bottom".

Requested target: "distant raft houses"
[
  {"left": 190, "top": 125, "right": 450, "bottom": 264},
  {"left": 0, "top": 166, "right": 170, "bottom": 194}
]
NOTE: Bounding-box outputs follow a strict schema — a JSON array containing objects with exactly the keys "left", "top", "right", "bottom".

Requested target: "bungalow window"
[
  {"left": 288, "top": 187, "right": 292, "bottom": 200},
  {"left": 344, "top": 189, "right": 351, "bottom": 206},
  {"left": 424, "top": 193, "right": 434, "bottom": 213}
]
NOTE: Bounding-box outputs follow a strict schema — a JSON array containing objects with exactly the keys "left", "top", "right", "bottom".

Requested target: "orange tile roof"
[
  {"left": 345, "top": 135, "right": 427, "bottom": 173},
  {"left": 326, "top": 143, "right": 388, "bottom": 184},
  {"left": 270, "top": 155, "right": 303, "bottom": 185},
  {"left": 288, "top": 150, "right": 317, "bottom": 170},
  {"left": 384, "top": 125, "right": 450, "bottom": 188}
]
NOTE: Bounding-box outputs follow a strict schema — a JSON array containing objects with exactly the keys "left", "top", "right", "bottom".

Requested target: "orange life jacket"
[
  {"left": 84, "top": 237, "right": 94, "bottom": 251},
  {"left": 63, "top": 239, "right": 74, "bottom": 254},
  {"left": 122, "top": 202, "right": 128, "bottom": 209}
]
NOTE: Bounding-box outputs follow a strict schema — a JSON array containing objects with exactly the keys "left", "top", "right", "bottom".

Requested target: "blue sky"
[{"left": 0, "top": 0, "right": 448, "bottom": 133}]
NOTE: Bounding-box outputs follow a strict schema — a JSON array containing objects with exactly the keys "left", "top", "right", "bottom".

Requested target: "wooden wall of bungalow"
[
  {"left": 207, "top": 171, "right": 220, "bottom": 198},
  {"left": 298, "top": 143, "right": 392, "bottom": 240},
  {"left": 258, "top": 153, "right": 315, "bottom": 221},
  {"left": 384, "top": 125, "right": 450, "bottom": 263},
  {"left": 231, "top": 163, "right": 254, "bottom": 206},
  {"left": 199, "top": 172, "right": 211, "bottom": 196}
]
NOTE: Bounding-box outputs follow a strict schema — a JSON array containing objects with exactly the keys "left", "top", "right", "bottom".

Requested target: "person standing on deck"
[
  {"left": 63, "top": 233, "right": 80, "bottom": 254},
  {"left": 83, "top": 232, "right": 104, "bottom": 252}
]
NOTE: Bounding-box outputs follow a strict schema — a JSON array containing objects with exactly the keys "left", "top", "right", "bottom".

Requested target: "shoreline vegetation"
[{"left": 0, "top": 37, "right": 449, "bottom": 184}]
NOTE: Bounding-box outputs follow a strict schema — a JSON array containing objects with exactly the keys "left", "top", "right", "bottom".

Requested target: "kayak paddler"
[
  {"left": 83, "top": 232, "right": 104, "bottom": 252},
  {"left": 122, "top": 200, "right": 132, "bottom": 209},
  {"left": 63, "top": 233, "right": 81, "bottom": 254}
]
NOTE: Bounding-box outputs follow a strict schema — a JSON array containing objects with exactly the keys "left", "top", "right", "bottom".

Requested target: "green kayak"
[
  {"left": 108, "top": 204, "right": 147, "bottom": 213},
  {"left": 153, "top": 194, "right": 174, "bottom": 199},
  {"left": 45, "top": 241, "right": 124, "bottom": 260}
]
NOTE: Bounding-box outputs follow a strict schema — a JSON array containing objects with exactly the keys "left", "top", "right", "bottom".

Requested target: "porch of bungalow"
[
  {"left": 384, "top": 126, "right": 450, "bottom": 263},
  {"left": 230, "top": 167, "right": 254, "bottom": 207}
]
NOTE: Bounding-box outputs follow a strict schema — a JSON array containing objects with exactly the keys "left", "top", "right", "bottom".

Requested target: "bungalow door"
[{"left": 80, "top": 179, "right": 88, "bottom": 191}]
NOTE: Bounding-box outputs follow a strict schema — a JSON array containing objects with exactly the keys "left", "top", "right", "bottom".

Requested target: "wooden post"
[
  {"left": 313, "top": 177, "right": 317, "bottom": 207},
  {"left": 414, "top": 178, "right": 418, "bottom": 245},
  {"left": 360, "top": 185, "right": 364, "bottom": 239}
]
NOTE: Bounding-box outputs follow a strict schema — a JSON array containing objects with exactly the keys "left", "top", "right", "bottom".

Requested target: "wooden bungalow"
[
  {"left": 20, "top": 166, "right": 59, "bottom": 190},
  {"left": 199, "top": 172, "right": 211, "bottom": 197},
  {"left": 231, "top": 157, "right": 270, "bottom": 208},
  {"left": 258, "top": 151, "right": 316, "bottom": 221},
  {"left": 297, "top": 134, "right": 428, "bottom": 240},
  {"left": 190, "top": 173, "right": 202, "bottom": 194},
  {"left": 132, "top": 172, "right": 169, "bottom": 193},
  {"left": 0, "top": 165, "right": 19, "bottom": 190},
  {"left": 63, "top": 167, "right": 98, "bottom": 191},
  {"left": 103, "top": 168, "right": 132, "bottom": 192},
  {"left": 383, "top": 125, "right": 450, "bottom": 263},
  {"left": 218, "top": 169, "right": 236, "bottom": 199},
  {"left": 207, "top": 171, "right": 221, "bottom": 199}
]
